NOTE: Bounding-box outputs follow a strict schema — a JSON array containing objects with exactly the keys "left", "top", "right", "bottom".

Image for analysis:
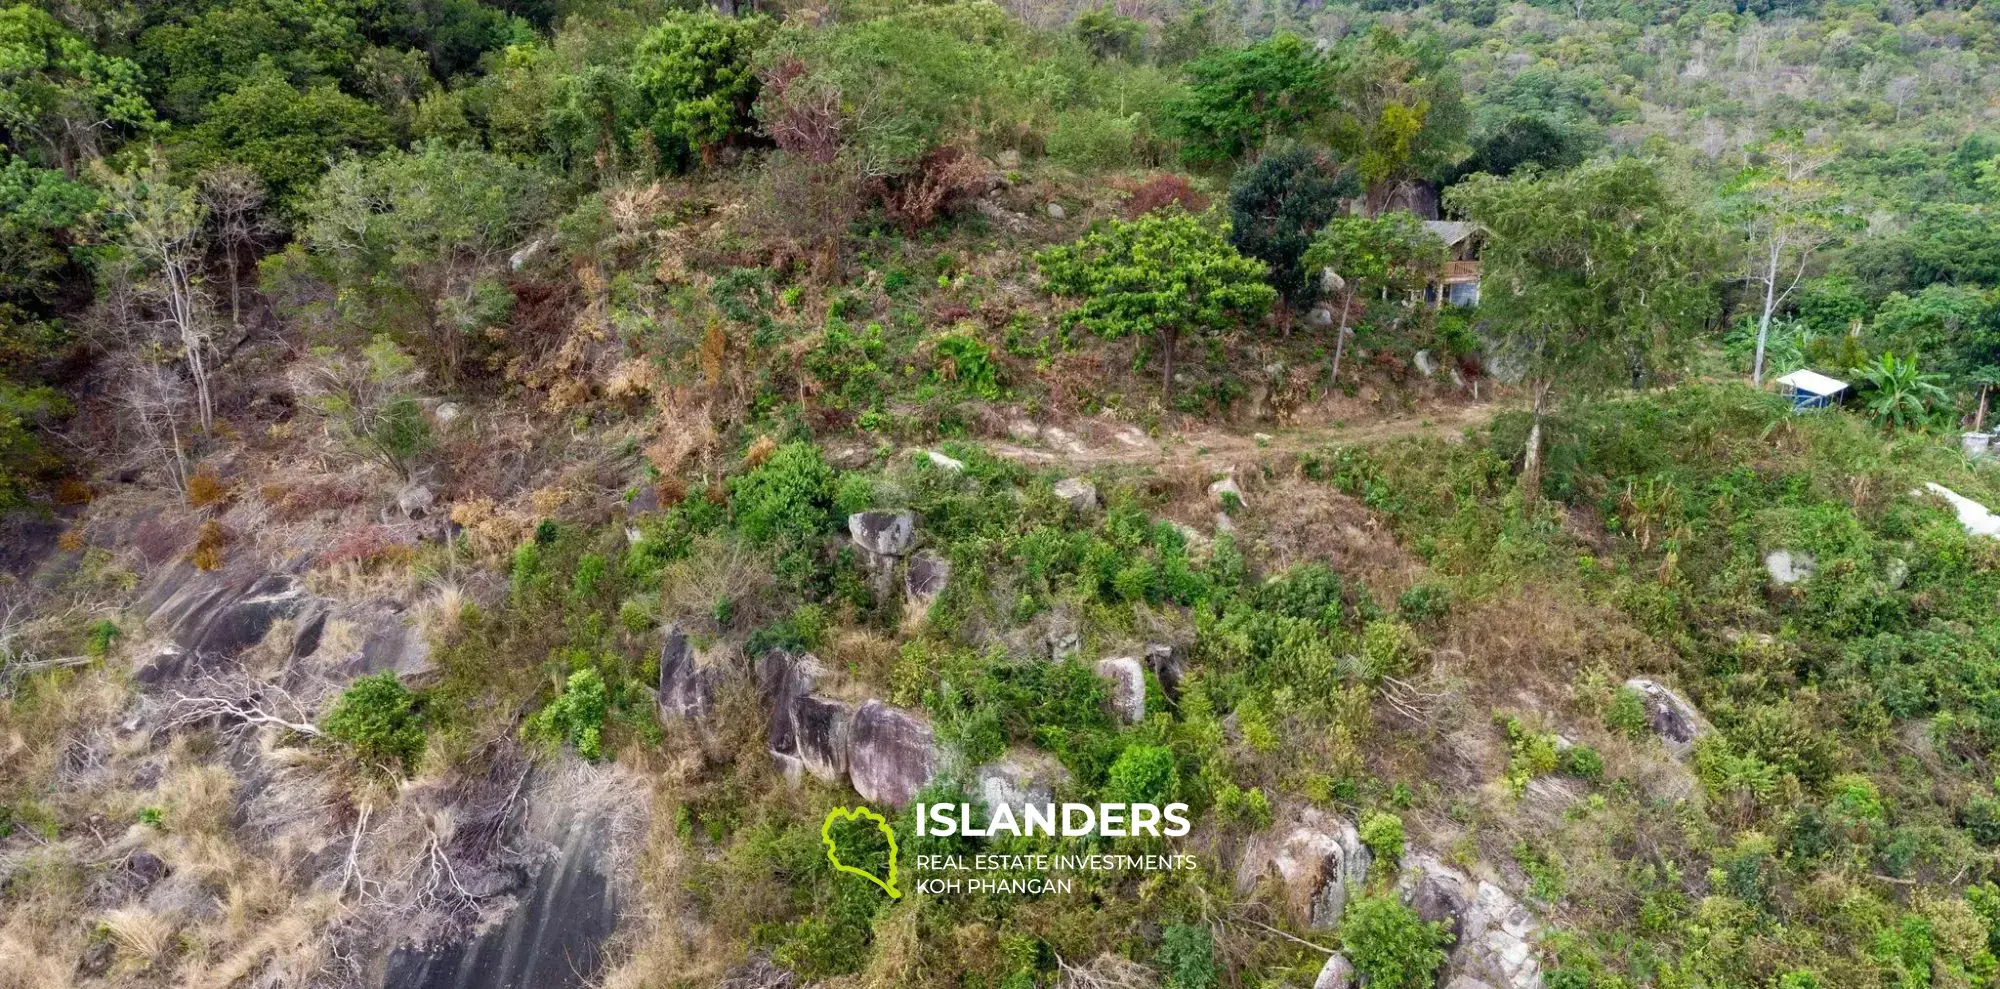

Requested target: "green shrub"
[
  {"left": 729, "top": 442, "right": 836, "bottom": 544},
  {"left": 1360, "top": 810, "right": 1406, "bottom": 864},
  {"left": 1341, "top": 894, "right": 1453, "bottom": 989},
  {"left": 1105, "top": 743, "right": 1179, "bottom": 804},
  {"left": 1604, "top": 687, "right": 1649, "bottom": 737},
  {"left": 1157, "top": 923, "right": 1217, "bottom": 989},
  {"left": 1396, "top": 583, "right": 1452, "bottom": 623},
  {"left": 1360, "top": 619, "right": 1419, "bottom": 681},
  {"left": 529, "top": 667, "right": 610, "bottom": 760},
  {"left": 322, "top": 673, "right": 427, "bottom": 774},
  {"left": 1047, "top": 107, "right": 1138, "bottom": 171},
  {"left": 1560, "top": 744, "right": 1605, "bottom": 782},
  {"left": 632, "top": 10, "right": 774, "bottom": 167}
]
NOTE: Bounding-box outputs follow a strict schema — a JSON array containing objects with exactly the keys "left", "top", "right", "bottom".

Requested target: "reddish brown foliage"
[
  {"left": 759, "top": 58, "right": 842, "bottom": 164},
  {"left": 1124, "top": 174, "right": 1206, "bottom": 219},
  {"left": 871, "top": 146, "right": 990, "bottom": 234},
  {"left": 321, "top": 525, "right": 415, "bottom": 568}
]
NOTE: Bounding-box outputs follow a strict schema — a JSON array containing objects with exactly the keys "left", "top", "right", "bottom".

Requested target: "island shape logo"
[{"left": 822, "top": 806, "right": 901, "bottom": 899}]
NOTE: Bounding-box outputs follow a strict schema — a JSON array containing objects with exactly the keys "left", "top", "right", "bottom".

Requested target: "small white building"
[{"left": 1773, "top": 369, "right": 1849, "bottom": 412}]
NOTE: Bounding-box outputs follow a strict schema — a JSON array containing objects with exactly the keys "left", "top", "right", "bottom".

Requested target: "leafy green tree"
[
  {"left": 1074, "top": 7, "right": 1144, "bottom": 61},
  {"left": 1341, "top": 894, "right": 1453, "bottom": 989},
  {"left": 1454, "top": 114, "right": 1587, "bottom": 179},
  {"left": 632, "top": 10, "right": 773, "bottom": 170},
  {"left": 1036, "top": 209, "right": 1274, "bottom": 398},
  {"left": 1446, "top": 158, "right": 1718, "bottom": 491},
  {"left": 1326, "top": 28, "right": 1470, "bottom": 209},
  {"left": 1227, "top": 145, "right": 1357, "bottom": 306},
  {"left": 1301, "top": 211, "right": 1447, "bottom": 383},
  {"left": 1167, "top": 33, "right": 1331, "bottom": 167},
  {"left": 1851, "top": 352, "right": 1949, "bottom": 431},
  {"left": 0, "top": 154, "right": 98, "bottom": 321},
  {"left": 134, "top": 0, "right": 367, "bottom": 122},
  {"left": 322, "top": 672, "right": 427, "bottom": 774},
  {"left": 180, "top": 68, "right": 390, "bottom": 205},
  {"left": 0, "top": 5, "right": 154, "bottom": 172},
  {"left": 287, "top": 142, "right": 549, "bottom": 379}
]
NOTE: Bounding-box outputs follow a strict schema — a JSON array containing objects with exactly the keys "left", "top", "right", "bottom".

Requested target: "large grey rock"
[
  {"left": 1053, "top": 477, "right": 1098, "bottom": 512},
  {"left": 922, "top": 449, "right": 966, "bottom": 473},
  {"left": 848, "top": 700, "right": 937, "bottom": 808},
  {"left": 1146, "top": 643, "right": 1184, "bottom": 705},
  {"left": 657, "top": 624, "right": 718, "bottom": 721},
  {"left": 1095, "top": 657, "right": 1146, "bottom": 724},
  {"left": 140, "top": 565, "right": 310, "bottom": 672},
  {"left": 848, "top": 511, "right": 918, "bottom": 558},
  {"left": 1397, "top": 853, "right": 1544, "bottom": 989},
  {"left": 396, "top": 485, "right": 435, "bottom": 519},
  {"left": 1764, "top": 549, "right": 1815, "bottom": 586},
  {"left": 758, "top": 651, "right": 827, "bottom": 761},
  {"left": 977, "top": 749, "right": 1069, "bottom": 809},
  {"left": 1622, "top": 678, "right": 1707, "bottom": 757},
  {"left": 905, "top": 552, "right": 951, "bottom": 610},
  {"left": 1235, "top": 809, "right": 1371, "bottom": 930},
  {"left": 1315, "top": 953, "right": 1355, "bottom": 989},
  {"left": 383, "top": 801, "right": 620, "bottom": 989},
  {"left": 787, "top": 695, "right": 853, "bottom": 784}
]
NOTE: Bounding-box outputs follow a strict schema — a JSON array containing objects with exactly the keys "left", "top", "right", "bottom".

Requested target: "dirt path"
[{"left": 979, "top": 401, "right": 1508, "bottom": 471}]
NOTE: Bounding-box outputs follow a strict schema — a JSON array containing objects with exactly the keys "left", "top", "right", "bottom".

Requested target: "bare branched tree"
[
  {"left": 198, "top": 164, "right": 271, "bottom": 332},
  {"left": 96, "top": 150, "right": 217, "bottom": 432},
  {"left": 167, "top": 672, "right": 324, "bottom": 738}
]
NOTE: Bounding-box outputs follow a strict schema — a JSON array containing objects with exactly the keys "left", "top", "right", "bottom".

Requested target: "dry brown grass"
[{"left": 101, "top": 905, "right": 177, "bottom": 961}]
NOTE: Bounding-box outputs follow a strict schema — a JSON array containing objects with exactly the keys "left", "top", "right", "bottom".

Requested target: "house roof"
[
  {"left": 1774, "top": 369, "right": 1850, "bottom": 396},
  {"left": 1422, "top": 221, "right": 1480, "bottom": 245}
]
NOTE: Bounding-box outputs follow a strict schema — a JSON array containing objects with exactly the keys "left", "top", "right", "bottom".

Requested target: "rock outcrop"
[
  {"left": 905, "top": 552, "right": 951, "bottom": 612},
  {"left": 758, "top": 650, "right": 829, "bottom": 769},
  {"left": 382, "top": 770, "right": 634, "bottom": 989},
  {"left": 756, "top": 652, "right": 935, "bottom": 801},
  {"left": 788, "top": 695, "right": 854, "bottom": 784},
  {"left": 977, "top": 749, "right": 1070, "bottom": 808},
  {"left": 1763, "top": 549, "right": 1815, "bottom": 586},
  {"left": 1315, "top": 953, "right": 1355, "bottom": 989},
  {"left": 1145, "top": 643, "right": 1184, "bottom": 705},
  {"left": 1235, "top": 809, "right": 1371, "bottom": 929},
  {"left": 1054, "top": 477, "right": 1098, "bottom": 512},
  {"left": 657, "top": 624, "right": 718, "bottom": 721},
  {"left": 849, "top": 700, "right": 938, "bottom": 807},
  {"left": 1094, "top": 657, "right": 1147, "bottom": 724},
  {"left": 135, "top": 565, "right": 311, "bottom": 680},
  {"left": 1397, "top": 853, "right": 1543, "bottom": 989},
  {"left": 849, "top": 511, "right": 918, "bottom": 559},
  {"left": 1622, "top": 678, "right": 1707, "bottom": 757}
]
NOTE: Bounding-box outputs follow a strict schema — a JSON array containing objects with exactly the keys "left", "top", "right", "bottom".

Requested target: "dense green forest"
[{"left": 12, "top": 0, "right": 2000, "bottom": 987}]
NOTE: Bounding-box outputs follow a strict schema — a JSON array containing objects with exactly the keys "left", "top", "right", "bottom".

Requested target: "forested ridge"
[{"left": 12, "top": 0, "right": 2000, "bottom": 988}]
